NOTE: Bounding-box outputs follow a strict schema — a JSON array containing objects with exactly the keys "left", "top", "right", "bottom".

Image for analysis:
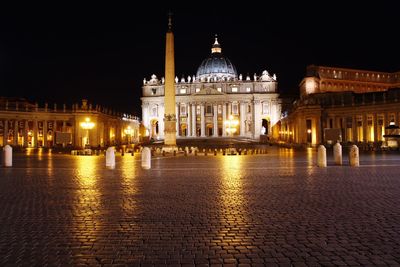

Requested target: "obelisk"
[{"left": 163, "top": 13, "right": 177, "bottom": 147}]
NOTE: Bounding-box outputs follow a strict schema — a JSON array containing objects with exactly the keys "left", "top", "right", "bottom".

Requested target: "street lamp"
[{"left": 80, "top": 117, "right": 95, "bottom": 148}]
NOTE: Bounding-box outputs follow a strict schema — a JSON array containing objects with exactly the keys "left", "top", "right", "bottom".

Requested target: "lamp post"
[{"left": 80, "top": 117, "right": 95, "bottom": 148}]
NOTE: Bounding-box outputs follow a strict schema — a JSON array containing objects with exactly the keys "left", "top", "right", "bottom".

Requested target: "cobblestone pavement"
[{"left": 1, "top": 147, "right": 400, "bottom": 266}]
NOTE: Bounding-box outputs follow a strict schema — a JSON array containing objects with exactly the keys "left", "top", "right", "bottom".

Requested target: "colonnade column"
[
  {"left": 23, "top": 120, "right": 29, "bottom": 147},
  {"left": 3, "top": 120, "right": 8, "bottom": 145},
  {"left": 373, "top": 113, "right": 378, "bottom": 143},
  {"left": 200, "top": 103, "right": 205, "bottom": 137},
  {"left": 213, "top": 104, "right": 218, "bottom": 137},
  {"left": 187, "top": 103, "right": 191, "bottom": 137},
  {"left": 176, "top": 103, "right": 179, "bottom": 137},
  {"left": 191, "top": 104, "right": 196, "bottom": 137},
  {"left": 240, "top": 102, "right": 245, "bottom": 136},
  {"left": 44, "top": 120, "right": 48, "bottom": 147},
  {"left": 14, "top": 120, "right": 18, "bottom": 146},
  {"left": 222, "top": 103, "right": 227, "bottom": 137},
  {"left": 252, "top": 100, "right": 261, "bottom": 139},
  {"left": 33, "top": 120, "right": 38, "bottom": 147}
]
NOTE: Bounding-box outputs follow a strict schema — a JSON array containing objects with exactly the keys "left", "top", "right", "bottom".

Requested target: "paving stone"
[{"left": 0, "top": 148, "right": 400, "bottom": 265}]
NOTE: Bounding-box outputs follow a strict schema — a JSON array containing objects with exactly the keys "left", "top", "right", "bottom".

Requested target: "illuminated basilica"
[{"left": 141, "top": 36, "right": 282, "bottom": 140}]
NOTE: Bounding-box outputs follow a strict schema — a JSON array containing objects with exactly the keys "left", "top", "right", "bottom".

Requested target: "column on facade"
[
  {"left": 222, "top": 103, "right": 227, "bottom": 137},
  {"left": 158, "top": 104, "right": 165, "bottom": 139},
  {"left": 362, "top": 113, "right": 367, "bottom": 143},
  {"left": 252, "top": 100, "right": 261, "bottom": 139},
  {"left": 53, "top": 120, "right": 57, "bottom": 146},
  {"left": 14, "top": 120, "right": 18, "bottom": 146},
  {"left": 43, "top": 120, "right": 48, "bottom": 147},
  {"left": 373, "top": 113, "right": 378, "bottom": 143},
  {"left": 228, "top": 102, "right": 232, "bottom": 116},
  {"left": 187, "top": 103, "right": 191, "bottom": 137},
  {"left": 176, "top": 103, "right": 179, "bottom": 137},
  {"left": 142, "top": 103, "right": 149, "bottom": 132},
  {"left": 352, "top": 115, "right": 357, "bottom": 142},
  {"left": 33, "top": 120, "right": 38, "bottom": 147},
  {"left": 239, "top": 101, "right": 246, "bottom": 136},
  {"left": 62, "top": 121, "right": 67, "bottom": 147},
  {"left": 23, "top": 120, "right": 29, "bottom": 147},
  {"left": 4, "top": 120, "right": 8, "bottom": 145},
  {"left": 200, "top": 103, "right": 205, "bottom": 137},
  {"left": 191, "top": 104, "right": 196, "bottom": 137},
  {"left": 213, "top": 104, "right": 218, "bottom": 137}
]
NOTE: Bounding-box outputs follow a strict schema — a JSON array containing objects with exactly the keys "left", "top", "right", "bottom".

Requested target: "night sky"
[{"left": 1, "top": 3, "right": 399, "bottom": 117}]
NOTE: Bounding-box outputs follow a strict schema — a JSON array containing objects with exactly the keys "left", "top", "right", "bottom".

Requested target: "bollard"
[
  {"left": 173, "top": 150, "right": 176, "bottom": 156},
  {"left": 214, "top": 149, "right": 217, "bottom": 156},
  {"left": 3, "top": 145, "right": 12, "bottom": 167},
  {"left": 349, "top": 145, "right": 359, "bottom": 167},
  {"left": 141, "top": 147, "right": 151, "bottom": 169},
  {"left": 333, "top": 142, "right": 342, "bottom": 166},
  {"left": 106, "top": 147, "right": 115, "bottom": 169},
  {"left": 194, "top": 150, "right": 197, "bottom": 156},
  {"left": 317, "top": 145, "right": 327, "bottom": 167}
]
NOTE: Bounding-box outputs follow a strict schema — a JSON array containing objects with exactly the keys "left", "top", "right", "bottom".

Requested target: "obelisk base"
[{"left": 162, "top": 119, "right": 177, "bottom": 153}]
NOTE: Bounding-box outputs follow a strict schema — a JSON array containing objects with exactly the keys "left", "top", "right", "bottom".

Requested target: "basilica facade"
[{"left": 141, "top": 37, "right": 282, "bottom": 140}]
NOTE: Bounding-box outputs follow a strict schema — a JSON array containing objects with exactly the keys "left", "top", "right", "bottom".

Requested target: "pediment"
[{"left": 193, "top": 87, "right": 225, "bottom": 95}]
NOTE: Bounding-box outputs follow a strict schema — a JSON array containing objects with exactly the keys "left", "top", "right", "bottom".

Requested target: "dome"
[{"left": 196, "top": 36, "right": 237, "bottom": 82}]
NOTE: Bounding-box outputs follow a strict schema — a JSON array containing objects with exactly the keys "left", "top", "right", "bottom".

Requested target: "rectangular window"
[
  {"left": 232, "top": 103, "right": 238, "bottom": 115},
  {"left": 196, "top": 106, "right": 201, "bottom": 115},
  {"left": 246, "top": 87, "right": 251, "bottom": 92},
  {"left": 218, "top": 105, "right": 222, "bottom": 114},
  {"left": 346, "top": 117, "right": 352, "bottom": 128},
  {"left": 262, "top": 102, "right": 269, "bottom": 114},
  {"left": 180, "top": 105, "right": 186, "bottom": 115},
  {"left": 152, "top": 106, "right": 157, "bottom": 117},
  {"left": 196, "top": 88, "right": 200, "bottom": 93},
  {"left": 206, "top": 105, "right": 212, "bottom": 114},
  {"left": 389, "top": 113, "right": 395, "bottom": 124},
  {"left": 231, "top": 87, "right": 238, "bottom": 92},
  {"left": 180, "top": 88, "right": 186, "bottom": 94},
  {"left": 217, "top": 87, "right": 222, "bottom": 92}
]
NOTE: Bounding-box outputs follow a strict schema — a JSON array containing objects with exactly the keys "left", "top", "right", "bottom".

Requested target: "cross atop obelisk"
[{"left": 163, "top": 12, "right": 177, "bottom": 147}]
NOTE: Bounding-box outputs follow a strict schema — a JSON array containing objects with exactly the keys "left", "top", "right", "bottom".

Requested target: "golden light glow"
[
  {"left": 305, "top": 78, "right": 316, "bottom": 94},
  {"left": 80, "top": 117, "right": 95, "bottom": 130},
  {"left": 124, "top": 126, "right": 132, "bottom": 135},
  {"left": 72, "top": 155, "right": 101, "bottom": 246},
  {"left": 76, "top": 156, "right": 97, "bottom": 188},
  {"left": 307, "top": 129, "right": 312, "bottom": 134},
  {"left": 220, "top": 155, "right": 244, "bottom": 214},
  {"left": 225, "top": 115, "right": 239, "bottom": 134}
]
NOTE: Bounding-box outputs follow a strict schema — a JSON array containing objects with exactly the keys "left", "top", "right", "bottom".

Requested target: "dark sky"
[{"left": 1, "top": 3, "right": 399, "bottom": 116}]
